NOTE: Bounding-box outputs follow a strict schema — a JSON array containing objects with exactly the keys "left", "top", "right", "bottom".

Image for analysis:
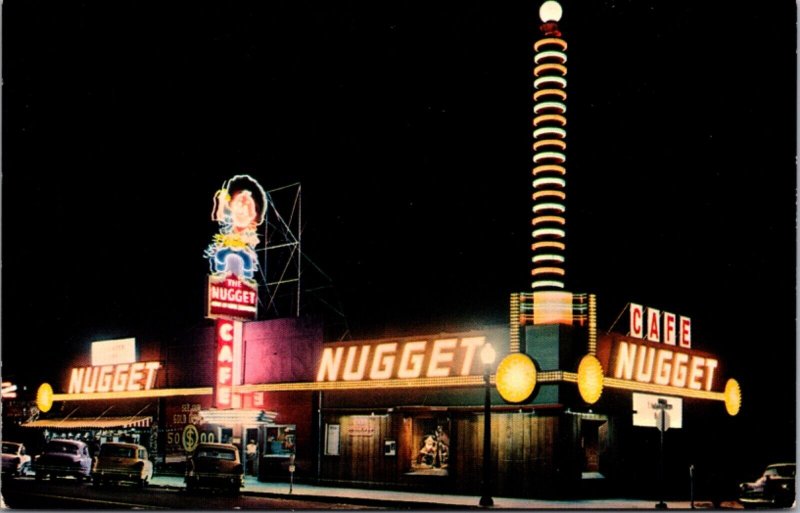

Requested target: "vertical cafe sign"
[{"left": 204, "top": 175, "right": 268, "bottom": 321}]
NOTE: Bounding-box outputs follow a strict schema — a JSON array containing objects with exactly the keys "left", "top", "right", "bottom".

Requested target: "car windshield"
[
  {"left": 2, "top": 443, "right": 20, "bottom": 454},
  {"left": 196, "top": 448, "right": 236, "bottom": 461},
  {"left": 99, "top": 445, "right": 135, "bottom": 458},
  {"left": 45, "top": 442, "right": 79, "bottom": 454},
  {"left": 766, "top": 465, "right": 795, "bottom": 478}
]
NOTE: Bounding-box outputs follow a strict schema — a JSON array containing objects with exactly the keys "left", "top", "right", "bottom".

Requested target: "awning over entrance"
[{"left": 22, "top": 416, "right": 152, "bottom": 429}]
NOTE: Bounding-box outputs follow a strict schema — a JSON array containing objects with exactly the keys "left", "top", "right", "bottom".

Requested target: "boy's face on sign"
[{"left": 231, "top": 191, "right": 256, "bottom": 229}]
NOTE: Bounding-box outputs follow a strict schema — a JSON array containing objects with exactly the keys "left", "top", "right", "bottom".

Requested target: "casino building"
[{"left": 20, "top": 0, "right": 741, "bottom": 500}]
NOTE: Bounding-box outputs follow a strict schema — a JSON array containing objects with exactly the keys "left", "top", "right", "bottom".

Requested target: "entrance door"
[
  {"left": 581, "top": 419, "right": 607, "bottom": 474},
  {"left": 245, "top": 428, "right": 259, "bottom": 476}
]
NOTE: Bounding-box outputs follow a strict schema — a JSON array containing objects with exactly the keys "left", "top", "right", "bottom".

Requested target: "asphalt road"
[{"left": 0, "top": 476, "right": 385, "bottom": 509}]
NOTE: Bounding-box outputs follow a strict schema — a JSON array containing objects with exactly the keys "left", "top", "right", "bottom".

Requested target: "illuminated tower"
[
  {"left": 531, "top": 0, "right": 567, "bottom": 290},
  {"left": 512, "top": 0, "right": 590, "bottom": 355}
]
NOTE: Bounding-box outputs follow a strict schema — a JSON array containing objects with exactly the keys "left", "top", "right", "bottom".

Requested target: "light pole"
[{"left": 479, "top": 342, "right": 496, "bottom": 508}]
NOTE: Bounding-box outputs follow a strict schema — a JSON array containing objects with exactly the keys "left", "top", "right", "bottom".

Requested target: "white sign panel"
[
  {"left": 632, "top": 393, "right": 683, "bottom": 429},
  {"left": 91, "top": 338, "right": 136, "bottom": 366}
]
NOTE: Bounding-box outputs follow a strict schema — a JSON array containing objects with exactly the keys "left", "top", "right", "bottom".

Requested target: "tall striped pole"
[{"left": 531, "top": 1, "right": 567, "bottom": 291}]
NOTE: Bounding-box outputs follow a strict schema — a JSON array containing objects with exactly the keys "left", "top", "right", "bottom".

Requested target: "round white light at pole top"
[{"left": 539, "top": 1, "right": 563, "bottom": 23}]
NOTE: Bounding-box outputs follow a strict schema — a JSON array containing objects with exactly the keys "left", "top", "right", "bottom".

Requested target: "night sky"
[{"left": 3, "top": 1, "right": 797, "bottom": 467}]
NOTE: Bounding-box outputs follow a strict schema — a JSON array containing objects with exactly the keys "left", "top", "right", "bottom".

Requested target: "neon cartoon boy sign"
[{"left": 204, "top": 175, "right": 268, "bottom": 279}]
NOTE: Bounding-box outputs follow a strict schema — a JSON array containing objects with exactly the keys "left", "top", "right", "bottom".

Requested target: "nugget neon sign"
[
  {"left": 68, "top": 362, "right": 161, "bottom": 394},
  {"left": 316, "top": 337, "right": 487, "bottom": 382}
]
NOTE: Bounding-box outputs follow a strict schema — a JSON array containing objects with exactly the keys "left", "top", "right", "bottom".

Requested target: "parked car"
[
  {"left": 739, "top": 463, "right": 796, "bottom": 508},
  {"left": 2, "top": 442, "right": 32, "bottom": 478},
  {"left": 34, "top": 439, "right": 93, "bottom": 481},
  {"left": 185, "top": 442, "right": 244, "bottom": 493},
  {"left": 92, "top": 442, "right": 153, "bottom": 488}
]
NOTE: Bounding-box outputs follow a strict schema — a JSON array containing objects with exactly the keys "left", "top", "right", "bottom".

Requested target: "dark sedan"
[
  {"left": 185, "top": 442, "right": 244, "bottom": 494},
  {"left": 739, "top": 463, "right": 795, "bottom": 508}
]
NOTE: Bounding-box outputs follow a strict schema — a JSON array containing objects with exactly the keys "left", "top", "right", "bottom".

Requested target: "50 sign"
[{"left": 166, "top": 429, "right": 216, "bottom": 452}]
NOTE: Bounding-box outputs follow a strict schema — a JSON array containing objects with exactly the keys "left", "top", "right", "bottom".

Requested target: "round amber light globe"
[
  {"left": 724, "top": 378, "right": 742, "bottom": 416},
  {"left": 577, "top": 354, "right": 604, "bottom": 404},
  {"left": 37, "top": 382, "right": 54, "bottom": 413},
  {"left": 496, "top": 353, "right": 537, "bottom": 403}
]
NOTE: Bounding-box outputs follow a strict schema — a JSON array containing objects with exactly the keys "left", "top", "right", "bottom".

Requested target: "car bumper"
[
  {"left": 94, "top": 468, "right": 145, "bottom": 481},
  {"left": 186, "top": 472, "right": 244, "bottom": 489},
  {"left": 35, "top": 464, "right": 89, "bottom": 476}
]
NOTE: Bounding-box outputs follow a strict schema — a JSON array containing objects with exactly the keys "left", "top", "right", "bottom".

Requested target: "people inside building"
[{"left": 246, "top": 439, "right": 257, "bottom": 476}]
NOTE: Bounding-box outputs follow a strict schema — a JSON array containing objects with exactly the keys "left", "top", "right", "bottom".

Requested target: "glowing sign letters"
[
  {"left": 629, "top": 303, "right": 691, "bottom": 348},
  {"left": 215, "top": 319, "right": 243, "bottom": 408},
  {"left": 597, "top": 334, "right": 719, "bottom": 392},
  {"left": 207, "top": 273, "right": 258, "bottom": 320},
  {"left": 68, "top": 362, "right": 161, "bottom": 394},
  {"left": 316, "top": 337, "right": 487, "bottom": 382}
]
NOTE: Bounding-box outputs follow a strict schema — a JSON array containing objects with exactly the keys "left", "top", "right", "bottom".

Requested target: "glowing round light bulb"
[
  {"left": 539, "top": 1, "right": 563, "bottom": 23},
  {"left": 496, "top": 353, "right": 538, "bottom": 403},
  {"left": 37, "top": 382, "right": 54, "bottom": 413}
]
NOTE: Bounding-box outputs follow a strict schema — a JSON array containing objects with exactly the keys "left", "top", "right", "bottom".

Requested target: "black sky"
[{"left": 3, "top": 1, "right": 797, "bottom": 462}]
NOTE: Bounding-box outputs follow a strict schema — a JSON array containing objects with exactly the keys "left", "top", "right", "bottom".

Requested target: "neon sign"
[
  {"left": 68, "top": 362, "right": 161, "bottom": 394},
  {"left": 215, "top": 319, "right": 243, "bottom": 408},
  {"left": 204, "top": 175, "right": 267, "bottom": 279},
  {"left": 204, "top": 175, "right": 267, "bottom": 320},
  {"left": 597, "top": 334, "right": 719, "bottom": 392},
  {"left": 316, "top": 336, "right": 488, "bottom": 382},
  {"left": 629, "top": 303, "right": 691, "bottom": 348}
]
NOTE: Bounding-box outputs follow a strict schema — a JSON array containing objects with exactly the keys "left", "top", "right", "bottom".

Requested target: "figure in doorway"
[{"left": 246, "top": 439, "right": 257, "bottom": 476}]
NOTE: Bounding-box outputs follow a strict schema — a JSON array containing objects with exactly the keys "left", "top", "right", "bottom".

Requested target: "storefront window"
[
  {"left": 264, "top": 425, "right": 295, "bottom": 456},
  {"left": 407, "top": 417, "right": 450, "bottom": 476}
]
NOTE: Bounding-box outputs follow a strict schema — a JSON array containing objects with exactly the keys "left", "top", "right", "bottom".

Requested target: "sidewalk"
[{"left": 150, "top": 474, "right": 740, "bottom": 509}]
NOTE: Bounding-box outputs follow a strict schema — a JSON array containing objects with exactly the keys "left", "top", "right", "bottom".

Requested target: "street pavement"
[{"left": 149, "top": 474, "right": 743, "bottom": 509}]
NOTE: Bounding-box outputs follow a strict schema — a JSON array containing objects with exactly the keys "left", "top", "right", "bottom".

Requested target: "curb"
[{"left": 149, "top": 480, "right": 465, "bottom": 509}]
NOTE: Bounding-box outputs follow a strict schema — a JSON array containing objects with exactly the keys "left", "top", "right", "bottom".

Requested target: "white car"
[
  {"left": 2, "top": 442, "right": 32, "bottom": 477},
  {"left": 93, "top": 442, "right": 154, "bottom": 488}
]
